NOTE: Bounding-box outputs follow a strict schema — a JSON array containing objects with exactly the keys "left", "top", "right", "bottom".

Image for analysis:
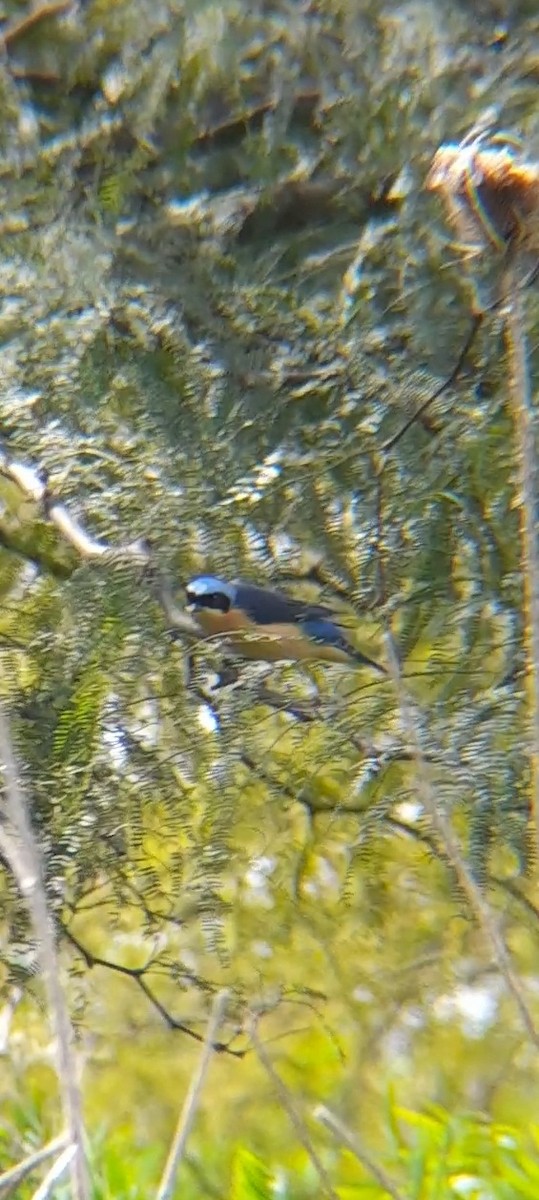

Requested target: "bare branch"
[
  {"left": 0, "top": 709, "right": 89, "bottom": 1199},
  {"left": 0, "top": 454, "right": 202, "bottom": 641},
  {"left": 62, "top": 926, "right": 243, "bottom": 1056},
  {"left": 381, "top": 314, "right": 483, "bottom": 453},
  {"left": 0, "top": 1134, "right": 70, "bottom": 1198},
  {"left": 156, "top": 990, "right": 230, "bottom": 1200},
  {"left": 315, "top": 1106, "right": 405, "bottom": 1200},
  {"left": 384, "top": 633, "right": 539, "bottom": 1050},
  {"left": 0, "top": 460, "right": 147, "bottom": 563},
  {"left": 30, "top": 1145, "right": 77, "bottom": 1200},
  {"left": 249, "top": 1015, "right": 339, "bottom": 1200}
]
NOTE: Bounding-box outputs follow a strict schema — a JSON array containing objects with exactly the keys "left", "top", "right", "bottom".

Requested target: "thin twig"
[
  {"left": 315, "top": 1106, "right": 405, "bottom": 1200},
  {"left": 156, "top": 990, "right": 230, "bottom": 1200},
  {"left": 0, "top": 1134, "right": 70, "bottom": 1197},
  {"left": 0, "top": 711, "right": 89, "bottom": 1200},
  {"left": 503, "top": 268, "right": 539, "bottom": 867},
  {"left": 384, "top": 634, "right": 539, "bottom": 1049},
  {"left": 249, "top": 1016, "right": 339, "bottom": 1200},
  {"left": 62, "top": 926, "right": 243, "bottom": 1055},
  {"left": 382, "top": 313, "right": 483, "bottom": 453}
]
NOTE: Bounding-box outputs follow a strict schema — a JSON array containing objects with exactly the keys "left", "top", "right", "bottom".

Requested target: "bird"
[{"left": 185, "top": 575, "right": 384, "bottom": 671}]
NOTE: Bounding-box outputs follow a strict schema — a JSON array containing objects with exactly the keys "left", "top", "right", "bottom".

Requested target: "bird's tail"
[{"left": 351, "top": 647, "right": 386, "bottom": 674}]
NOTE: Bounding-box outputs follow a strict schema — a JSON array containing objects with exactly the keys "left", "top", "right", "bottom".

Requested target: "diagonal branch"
[
  {"left": 382, "top": 313, "right": 483, "bottom": 453},
  {"left": 156, "top": 990, "right": 230, "bottom": 1200},
  {"left": 249, "top": 1015, "right": 339, "bottom": 1200},
  {"left": 0, "top": 453, "right": 200, "bottom": 639},
  {"left": 384, "top": 632, "right": 539, "bottom": 1050},
  {"left": 62, "top": 926, "right": 244, "bottom": 1056},
  {"left": 0, "top": 1134, "right": 70, "bottom": 1198},
  {"left": 315, "top": 1106, "right": 405, "bottom": 1200},
  {"left": 0, "top": 710, "right": 89, "bottom": 1200}
]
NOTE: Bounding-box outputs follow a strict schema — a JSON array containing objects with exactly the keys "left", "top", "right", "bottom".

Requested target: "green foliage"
[
  {"left": 6, "top": 1102, "right": 539, "bottom": 1198},
  {"left": 1, "top": 0, "right": 539, "bottom": 1194},
  {"left": 231, "top": 1146, "right": 274, "bottom": 1200}
]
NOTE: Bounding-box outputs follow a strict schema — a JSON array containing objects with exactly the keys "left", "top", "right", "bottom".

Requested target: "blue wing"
[{"left": 234, "top": 583, "right": 333, "bottom": 627}]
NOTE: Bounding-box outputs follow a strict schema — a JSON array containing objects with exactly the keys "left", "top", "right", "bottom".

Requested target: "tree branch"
[
  {"left": 249, "top": 1015, "right": 339, "bottom": 1200},
  {"left": 0, "top": 454, "right": 201, "bottom": 639},
  {"left": 0, "top": 710, "right": 89, "bottom": 1200},
  {"left": 156, "top": 990, "right": 230, "bottom": 1200},
  {"left": 0, "top": 1134, "right": 70, "bottom": 1198},
  {"left": 384, "top": 632, "right": 539, "bottom": 1050},
  {"left": 315, "top": 1106, "right": 405, "bottom": 1200},
  {"left": 62, "top": 926, "right": 244, "bottom": 1056}
]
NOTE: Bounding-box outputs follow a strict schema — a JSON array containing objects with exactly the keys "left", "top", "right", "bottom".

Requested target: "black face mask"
[{"left": 186, "top": 590, "right": 231, "bottom": 614}]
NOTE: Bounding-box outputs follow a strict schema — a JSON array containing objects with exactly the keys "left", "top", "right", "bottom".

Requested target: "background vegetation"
[{"left": 2, "top": 0, "right": 539, "bottom": 1196}]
